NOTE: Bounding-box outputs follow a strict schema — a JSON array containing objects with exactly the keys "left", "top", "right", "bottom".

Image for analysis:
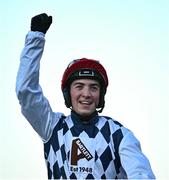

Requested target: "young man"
[{"left": 16, "top": 13, "right": 155, "bottom": 179}]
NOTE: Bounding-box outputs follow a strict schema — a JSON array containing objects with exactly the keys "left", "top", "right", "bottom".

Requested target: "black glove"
[{"left": 31, "top": 13, "right": 52, "bottom": 34}]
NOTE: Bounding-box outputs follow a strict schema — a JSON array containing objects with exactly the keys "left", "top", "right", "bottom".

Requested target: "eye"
[
  {"left": 75, "top": 84, "right": 83, "bottom": 90},
  {"left": 91, "top": 85, "right": 99, "bottom": 92}
]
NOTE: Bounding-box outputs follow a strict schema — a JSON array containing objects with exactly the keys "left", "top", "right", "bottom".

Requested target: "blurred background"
[{"left": 0, "top": 0, "right": 168, "bottom": 179}]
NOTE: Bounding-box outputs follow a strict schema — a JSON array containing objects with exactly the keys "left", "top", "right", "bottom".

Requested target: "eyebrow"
[{"left": 72, "top": 82, "right": 100, "bottom": 87}]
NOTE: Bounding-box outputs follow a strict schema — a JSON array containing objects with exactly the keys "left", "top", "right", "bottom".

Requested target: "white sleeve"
[
  {"left": 119, "top": 130, "right": 156, "bottom": 179},
  {"left": 16, "top": 31, "right": 62, "bottom": 142}
]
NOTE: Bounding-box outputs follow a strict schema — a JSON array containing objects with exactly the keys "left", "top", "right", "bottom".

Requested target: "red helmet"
[{"left": 61, "top": 58, "right": 108, "bottom": 112}]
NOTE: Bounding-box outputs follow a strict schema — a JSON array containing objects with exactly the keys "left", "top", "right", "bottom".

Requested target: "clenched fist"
[{"left": 31, "top": 13, "right": 52, "bottom": 34}]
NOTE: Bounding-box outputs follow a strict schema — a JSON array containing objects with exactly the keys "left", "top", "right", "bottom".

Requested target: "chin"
[{"left": 78, "top": 109, "right": 94, "bottom": 116}]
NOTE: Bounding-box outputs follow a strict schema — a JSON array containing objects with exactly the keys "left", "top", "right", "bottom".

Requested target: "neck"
[{"left": 71, "top": 110, "right": 98, "bottom": 124}]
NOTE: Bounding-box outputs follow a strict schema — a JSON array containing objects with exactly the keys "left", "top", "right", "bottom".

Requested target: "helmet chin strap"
[
  {"left": 97, "top": 98, "right": 105, "bottom": 113},
  {"left": 97, "top": 107, "right": 104, "bottom": 113}
]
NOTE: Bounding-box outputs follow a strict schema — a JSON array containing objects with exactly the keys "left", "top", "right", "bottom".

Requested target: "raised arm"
[{"left": 16, "top": 14, "right": 62, "bottom": 142}]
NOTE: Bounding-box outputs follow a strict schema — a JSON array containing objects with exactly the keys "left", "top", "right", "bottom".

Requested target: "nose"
[{"left": 82, "top": 87, "right": 91, "bottom": 98}]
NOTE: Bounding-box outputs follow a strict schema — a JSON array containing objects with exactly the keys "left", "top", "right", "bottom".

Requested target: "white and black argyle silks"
[
  {"left": 44, "top": 113, "right": 126, "bottom": 179},
  {"left": 16, "top": 31, "right": 156, "bottom": 180}
]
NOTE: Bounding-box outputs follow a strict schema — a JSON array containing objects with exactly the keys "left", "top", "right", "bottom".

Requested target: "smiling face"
[{"left": 70, "top": 79, "right": 100, "bottom": 116}]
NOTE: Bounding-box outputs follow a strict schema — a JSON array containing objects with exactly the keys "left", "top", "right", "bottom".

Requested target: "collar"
[{"left": 71, "top": 110, "right": 98, "bottom": 125}]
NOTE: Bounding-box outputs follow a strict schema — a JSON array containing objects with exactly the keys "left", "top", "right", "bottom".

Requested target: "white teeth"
[{"left": 80, "top": 101, "right": 91, "bottom": 105}]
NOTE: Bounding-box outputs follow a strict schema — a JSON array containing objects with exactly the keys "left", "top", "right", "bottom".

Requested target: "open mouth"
[{"left": 79, "top": 100, "right": 92, "bottom": 106}]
